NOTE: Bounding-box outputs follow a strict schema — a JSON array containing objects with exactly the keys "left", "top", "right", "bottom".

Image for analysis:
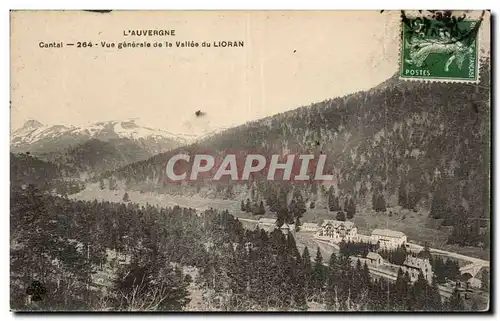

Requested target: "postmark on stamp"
[{"left": 400, "top": 11, "right": 484, "bottom": 82}]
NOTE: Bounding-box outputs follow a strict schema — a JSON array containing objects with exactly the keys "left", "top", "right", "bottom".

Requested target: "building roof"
[
  {"left": 371, "top": 229, "right": 406, "bottom": 238},
  {"left": 322, "top": 220, "right": 355, "bottom": 229},
  {"left": 301, "top": 223, "right": 319, "bottom": 228},
  {"left": 366, "top": 252, "right": 383, "bottom": 261},
  {"left": 358, "top": 234, "right": 377, "bottom": 244},
  {"left": 258, "top": 218, "right": 276, "bottom": 224},
  {"left": 403, "top": 256, "right": 430, "bottom": 270}
]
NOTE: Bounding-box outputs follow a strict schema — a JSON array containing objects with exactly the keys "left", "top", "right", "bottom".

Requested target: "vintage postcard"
[{"left": 10, "top": 10, "right": 491, "bottom": 312}]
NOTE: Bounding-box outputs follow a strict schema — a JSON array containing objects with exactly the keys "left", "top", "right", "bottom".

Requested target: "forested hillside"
[
  {"left": 40, "top": 139, "right": 153, "bottom": 175},
  {"left": 10, "top": 153, "right": 84, "bottom": 195},
  {"left": 103, "top": 61, "right": 490, "bottom": 248}
]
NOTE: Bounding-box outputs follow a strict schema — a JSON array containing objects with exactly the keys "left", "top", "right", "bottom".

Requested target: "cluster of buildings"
[
  {"left": 310, "top": 219, "right": 432, "bottom": 284},
  {"left": 315, "top": 220, "right": 407, "bottom": 250},
  {"left": 257, "top": 217, "right": 483, "bottom": 288},
  {"left": 360, "top": 252, "right": 434, "bottom": 284},
  {"left": 257, "top": 218, "right": 408, "bottom": 251}
]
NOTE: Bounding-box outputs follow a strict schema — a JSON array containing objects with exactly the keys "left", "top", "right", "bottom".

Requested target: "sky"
[{"left": 10, "top": 11, "right": 489, "bottom": 136}]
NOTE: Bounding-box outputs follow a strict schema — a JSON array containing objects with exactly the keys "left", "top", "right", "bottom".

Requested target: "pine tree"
[
  {"left": 99, "top": 179, "right": 105, "bottom": 190},
  {"left": 408, "top": 191, "right": 419, "bottom": 211},
  {"left": 286, "top": 232, "right": 301, "bottom": 260},
  {"left": 328, "top": 193, "right": 335, "bottom": 212},
  {"left": 289, "top": 199, "right": 297, "bottom": 217},
  {"left": 419, "top": 242, "right": 432, "bottom": 260},
  {"left": 278, "top": 188, "right": 288, "bottom": 210},
  {"left": 443, "top": 258, "right": 461, "bottom": 280},
  {"left": 296, "top": 197, "right": 307, "bottom": 219},
  {"left": 293, "top": 256, "right": 308, "bottom": 310},
  {"left": 245, "top": 198, "right": 252, "bottom": 212},
  {"left": 328, "top": 252, "right": 338, "bottom": 270},
  {"left": 345, "top": 201, "right": 352, "bottom": 219},
  {"left": 295, "top": 217, "right": 302, "bottom": 232},
  {"left": 346, "top": 198, "right": 356, "bottom": 219},
  {"left": 267, "top": 189, "right": 279, "bottom": 213},
  {"left": 276, "top": 206, "right": 290, "bottom": 227},
  {"left": 240, "top": 200, "right": 245, "bottom": 211},
  {"left": 393, "top": 268, "right": 409, "bottom": 310},
  {"left": 403, "top": 271, "right": 413, "bottom": 311},
  {"left": 351, "top": 259, "right": 364, "bottom": 302},
  {"left": 398, "top": 181, "right": 408, "bottom": 209},
  {"left": 313, "top": 247, "right": 325, "bottom": 296},
  {"left": 258, "top": 200, "right": 265, "bottom": 214},
  {"left": 231, "top": 243, "right": 249, "bottom": 297},
  {"left": 361, "top": 262, "right": 370, "bottom": 289},
  {"left": 123, "top": 192, "right": 130, "bottom": 202},
  {"left": 334, "top": 196, "right": 341, "bottom": 211},
  {"left": 301, "top": 247, "right": 313, "bottom": 299},
  {"left": 113, "top": 252, "right": 191, "bottom": 311},
  {"left": 412, "top": 272, "right": 429, "bottom": 310},
  {"left": 372, "top": 192, "right": 378, "bottom": 211},
  {"left": 11, "top": 185, "right": 63, "bottom": 286},
  {"left": 428, "top": 277, "right": 443, "bottom": 311},
  {"left": 376, "top": 194, "right": 387, "bottom": 212},
  {"left": 325, "top": 253, "right": 339, "bottom": 308},
  {"left": 328, "top": 188, "right": 340, "bottom": 212},
  {"left": 335, "top": 253, "right": 352, "bottom": 306},
  {"left": 447, "top": 286, "right": 465, "bottom": 311},
  {"left": 336, "top": 211, "right": 346, "bottom": 221}
]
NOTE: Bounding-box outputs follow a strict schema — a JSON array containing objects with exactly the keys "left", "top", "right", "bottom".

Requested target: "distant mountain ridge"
[
  {"left": 11, "top": 119, "right": 191, "bottom": 154},
  {"left": 10, "top": 118, "right": 201, "bottom": 176}
]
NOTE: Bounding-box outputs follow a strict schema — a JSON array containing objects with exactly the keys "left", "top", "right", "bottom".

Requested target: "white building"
[
  {"left": 258, "top": 217, "right": 277, "bottom": 228},
  {"left": 300, "top": 222, "right": 319, "bottom": 233},
  {"left": 257, "top": 218, "right": 297, "bottom": 233},
  {"left": 357, "top": 234, "right": 373, "bottom": 243},
  {"left": 316, "top": 220, "right": 358, "bottom": 243},
  {"left": 280, "top": 223, "right": 291, "bottom": 237},
  {"left": 366, "top": 252, "right": 384, "bottom": 267},
  {"left": 401, "top": 256, "right": 433, "bottom": 284},
  {"left": 371, "top": 229, "right": 407, "bottom": 250}
]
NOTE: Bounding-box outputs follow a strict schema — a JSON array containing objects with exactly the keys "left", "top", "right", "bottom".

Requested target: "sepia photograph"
[{"left": 9, "top": 9, "right": 491, "bottom": 312}]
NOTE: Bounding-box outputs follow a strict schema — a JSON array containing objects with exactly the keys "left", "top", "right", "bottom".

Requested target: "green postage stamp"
[{"left": 400, "top": 12, "right": 484, "bottom": 82}]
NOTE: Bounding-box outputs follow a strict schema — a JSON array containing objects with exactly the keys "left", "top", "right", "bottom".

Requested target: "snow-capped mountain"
[{"left": 11, "top": 119, "right": 192, "bottom": 154}]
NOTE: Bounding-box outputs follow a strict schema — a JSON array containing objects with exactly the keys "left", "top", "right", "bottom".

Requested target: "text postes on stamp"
[{"left": 400, "top": 11, "right": 483, "bottom": 82}]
